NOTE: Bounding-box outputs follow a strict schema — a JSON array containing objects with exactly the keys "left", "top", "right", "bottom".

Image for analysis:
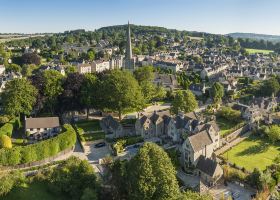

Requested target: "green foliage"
[
  {"left": 48, "top": 156, "right": 99, "bottom": 200},
  {"left": 266, "top": 125, "right": 280, "bottom": 143},
  {"left": 210, "top": 82, "right": 224, "bottom": 103},
  {"left": 112, "top": 136, "right": 144, "bottom": 154},
  {"left": 1, "top": 78, "right": 38, "bottom": 116},
  {"left": 165, "top": 148, "right": 180, "bottom": 169},
  {"left": 99, "top": 70, "right": 144, "bottom": 119},
  {"left": 171, "top": 90, "right": 198, "bottom": 114},
  {"left": 218, "top": 106, "right": 241, "bottom": 123},
  {"left": 259, "top": 77, "right": 280, "bottom": 97},
  {"left": 0, "top": 135, "right": 12, "bottom": 149},
  {"left": 0, "top": 171, "right": 25, "bottom": 197},
  {"left": 0, "top": 124, "right": 76, "bottom": 166},
  {"left": 42, "top": 70, "right": 64, "bottom": 114},
  {"left": 0, "top": 115, "right": 10, "bottom": 125},
  {"left": 126, "top": 143, "right": 180, "bottom": 200},
  {"left": 0, "top": 121, "right": 13, "bottom": 137},
  {"left": 179, "top": 190, "right": 212, "bottom": 200},
  {"left": 134, "top": 66, "right": 154, "bottom": 83},
  {"left": 80, "top": 73, "right": 97, "bottom": 118}
]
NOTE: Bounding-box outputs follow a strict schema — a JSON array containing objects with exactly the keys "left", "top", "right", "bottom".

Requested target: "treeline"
[{"left": 238, "top": 38, "right": 280, "bottom": 52}]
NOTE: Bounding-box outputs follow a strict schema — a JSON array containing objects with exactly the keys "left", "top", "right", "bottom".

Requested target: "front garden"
[{"left": 74, "top": 119, "right": 105, "bottom": 142}]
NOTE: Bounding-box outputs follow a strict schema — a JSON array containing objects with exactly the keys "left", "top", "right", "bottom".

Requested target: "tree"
[
  {"left": 1, "top": 78, "right": 38, "bottom": 116},
  {"left": 210, "top": 82, "right": 224, "bottom": 103},
  {"left": 42, "top": 70, "right": 64, "bottom": 114},
  {"left": 48, "top": 156, "right": 99, "bottom": 200},
  {"left": 100, "top": 70, "right": 144, "bottom": 120},
  {"left": 126, "top": 143, "right": 180, "bottom": 200},
  {"left": 267, "top": 125, "right": 280, "bottom": 143},
  {"left": 171, "top": 90, "right": 198, "bottom": 114},
  {"left": 21, "top": 64, "right": 38, "bottom": 77},
  {"left": 0, "top": 135, "right": 12, "bottom": 149},
  {"left": 218, "top": 106, "right": 241, "bottom": 123},
  {"left": 260, "top": 78, "right": 280, "bottom": 97},
  {"left": 0, "top": 171, "right": 25, "bottom": 197},
  {"left": 58, "top": 73, "right": 85, "bottom": 114},
  {"left": 80, "top": 73, "right": 97, "bottom": 119},
  {"left": 21, "top": 53, "right": 41, "bottom": 65},
  {"left": 81, "top": 188, "right": 98, "bottom": 200},
  {"left": 134, "top": 66, "right": 154, "bottom": 84},
  {"left": 5, "top": 64, "right": 21, "bottom": 73}
]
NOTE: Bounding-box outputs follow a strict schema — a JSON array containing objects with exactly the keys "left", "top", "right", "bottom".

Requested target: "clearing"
[{"left": 245, "top": 48, "right": 273, "bottom": 55}]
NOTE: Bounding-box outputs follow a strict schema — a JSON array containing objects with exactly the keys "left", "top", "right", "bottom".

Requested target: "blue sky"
[{"left": 1, "top": 0, "right": 280, "bottom": 35}]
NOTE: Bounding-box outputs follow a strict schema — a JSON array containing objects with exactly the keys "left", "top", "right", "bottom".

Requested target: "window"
[
  {"left": 30, "top": 128, "right": 33, "bottom": 131},
  {"left": 44, "top": 128, "right": 47, "bottom": 131}
]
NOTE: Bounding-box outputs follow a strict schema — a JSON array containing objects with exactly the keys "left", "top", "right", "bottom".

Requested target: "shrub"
[
  {"left": 218, "top": 106, "right": 241, "bottom": 123},
  {"left": 0, "top": 115, "right": 11, "bottom": 124},
  {"left": 0, "top": 124, "right": 76, "bottom": 166},
  {"left": 0, "top": 135, "right": 12, "bottom": 149},
  {"left": 112, "top": 136, "right": 144, "bottom": 154}
]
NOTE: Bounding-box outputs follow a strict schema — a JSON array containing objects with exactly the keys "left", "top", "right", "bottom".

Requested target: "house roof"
[
  {"left": 26, "top": 117, "right": 60, "bottom": 129},
  {"left": 196, "top": 156, "right": 220, "bottom": 177},
  {"left": 188, "top": 130, "right": 213, "bottom": 152}
]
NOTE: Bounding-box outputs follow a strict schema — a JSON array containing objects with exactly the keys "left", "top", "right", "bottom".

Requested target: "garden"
[
  {"left": 216, "top": 106, "right": 245, "bottom": 137},
  {"left": 74, "top": 119, "right": 105, "bottom": 142},
  {"left": 221, "top": 134, "right": 280, "bottom": 172}
]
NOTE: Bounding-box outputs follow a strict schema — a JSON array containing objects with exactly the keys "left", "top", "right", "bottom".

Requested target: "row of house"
[{"left": 101, "top": 111, "right": 223, "bottom": 186}]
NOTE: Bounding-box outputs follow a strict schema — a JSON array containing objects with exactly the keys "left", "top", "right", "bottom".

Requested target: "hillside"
[{"left": 228, "top": 32, "right": 280, "bottom": 43}]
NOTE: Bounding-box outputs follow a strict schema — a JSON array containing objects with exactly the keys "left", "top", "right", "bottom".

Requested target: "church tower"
[{"left": 125, "top": 21, "right": 135, "bottom": 71}]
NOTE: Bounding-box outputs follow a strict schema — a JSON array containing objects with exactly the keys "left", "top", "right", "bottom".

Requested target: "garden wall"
[{"left": 220, "top": 124, "right": 250, "bottom": 145}]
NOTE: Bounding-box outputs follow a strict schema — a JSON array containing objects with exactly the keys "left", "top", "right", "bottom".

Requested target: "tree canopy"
[
  {"left": 210, "top": 82, "right": 224, "bottom": 103},
  {"left": 1, "top": 78, "right": 38, "bottom": 116},
  {"left": 171, "top": 90, "right": 198, "bottom": 114}
]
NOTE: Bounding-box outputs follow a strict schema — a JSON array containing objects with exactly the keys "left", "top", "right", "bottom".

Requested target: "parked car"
[{"left": 94, "top": 142, "right": 106, "bottom": 148}]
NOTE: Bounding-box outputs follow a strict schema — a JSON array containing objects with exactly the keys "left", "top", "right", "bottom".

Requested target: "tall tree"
[
  {"left": 171, "top": 90, "right": 198, "bottom": 114},
  {"left": 1, "top": 79, "right": 38, "bottom": 116},
  {"left": 80, "top": 73, "right": 97, "bottom": 119},
  {"left": 42, "top": 70, "right": 64, "bottom": 114},
  {"left": 127, "top": 143, "right": 180, "bottom": 200},
  {"left": 100, "top": 70, "right": 144, "bottom": 120},
  {"left": 210, "top": 82, "right": 224, "bottom": 103},
  {"left": 58, "top": 73, "right": 85, "bottom": 114}
]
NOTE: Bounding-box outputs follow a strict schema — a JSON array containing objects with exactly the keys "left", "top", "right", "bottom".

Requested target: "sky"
[{"left": 1, "top": 0, "right": 280, "bottom": 35}]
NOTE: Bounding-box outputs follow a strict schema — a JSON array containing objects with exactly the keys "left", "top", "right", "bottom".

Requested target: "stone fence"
[{"left": 220, "top": 124, "right": 250, "bottom": 146}]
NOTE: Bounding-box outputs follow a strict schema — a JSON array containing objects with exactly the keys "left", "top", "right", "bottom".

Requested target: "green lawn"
[
  {"left": 75, "top": 119, "right": 102, "bottom": 132},
  {"left": 3, "top": 181, "right": 67, "bottom": 200},
  {"left": 245, "top": 48, "right": 274, "bottom": 54},
  {"left": 83, "top": 131, "right": 105, "bottom": 141},
  {"left": 216, "top": 117, "right": 242, "bottom": 137},
  {"left": 222, "top": 135, "right": 280, "bottom": 172}
]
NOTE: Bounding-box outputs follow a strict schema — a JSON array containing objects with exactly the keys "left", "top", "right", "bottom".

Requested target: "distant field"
[
  {"left": 222, "top": 135, "right": 280, "bottom": 172},
  {"left": 189, "top": 36, "right": 203, "bottom": 41},
  {"left": 245, "top": 48, "right": 274, "bottom": 54},
  {"left": 0, "top": 34, "right": 46, "bottom": 43}
]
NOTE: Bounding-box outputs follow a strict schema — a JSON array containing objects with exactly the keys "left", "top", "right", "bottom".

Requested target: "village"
[{"left": 0, "top": 16, "right": 279, "bottom": 200}]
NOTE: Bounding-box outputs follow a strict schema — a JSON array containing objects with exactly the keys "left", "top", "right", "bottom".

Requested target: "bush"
[
  {"left": 0, "top": 171, "right": 25, "bottom": 197},
  {"left": 218, "top": 106, "right": 241, "bottom": 123},
  {"left": 0, "top": 124, "right": 76, "bottom": 166},
  {"left": 112, "top": 136, "right": 144, "bottom": 154},
  {"left": 0, "top": 135, "right": 12, "bottom": 149},
  {"left": 0, "top": 115, "right": 11, "bottom": 124}
]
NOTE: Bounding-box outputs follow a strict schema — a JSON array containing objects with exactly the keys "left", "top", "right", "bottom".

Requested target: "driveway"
[
  {"left": 73, "top": 140, "right": 111, "bottom": 175},
  {"left": 209, "top": 182, "right": 256, "bottom": 200}
]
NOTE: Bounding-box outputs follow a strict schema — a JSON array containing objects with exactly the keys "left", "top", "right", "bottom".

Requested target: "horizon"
[{"left": 1, "top": 0, "right": 280, "bottom": 35}]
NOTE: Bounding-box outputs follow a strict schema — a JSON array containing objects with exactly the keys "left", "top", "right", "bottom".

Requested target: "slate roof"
[
  {"left": 26, "top": 117, "right": 60, "bottom": 129},
  {"left": 196, "top": 156, "right": 220, "bottom": 177},
  {"left": 188, "top": 130, "right": 213, "bottom": 152}
]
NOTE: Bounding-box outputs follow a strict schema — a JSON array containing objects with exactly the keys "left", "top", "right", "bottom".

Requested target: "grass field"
[
  {"left": 245, "top": 48, "right": 274, "bottom": 55},
  {"left": 222, "top": 135, "right": 280, "bottom": 172},
  {"left": 75, "top": 119, "right": 102, "bottom": 132},
  {"left": 3, "top": 181, "right": 67, "bottom": 200}
]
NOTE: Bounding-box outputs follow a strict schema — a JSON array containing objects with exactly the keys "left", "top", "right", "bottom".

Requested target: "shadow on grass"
[{"left": 236, "top": 140, "right": 270, "bottom": 156}]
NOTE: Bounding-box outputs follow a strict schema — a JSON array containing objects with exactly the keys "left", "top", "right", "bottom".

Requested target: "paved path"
[{"left": 215, "top": 131, "right": 252, "bottom": 155}]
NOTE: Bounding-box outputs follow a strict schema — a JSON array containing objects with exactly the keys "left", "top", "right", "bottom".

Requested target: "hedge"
[
  {"left": 112, "top": 136, "right": 144, "bottom": 155},
  {"left": 0, "top": 124, "right": 76, "bottom": 166},
  {"left": 0, "top": 118, "right": 20, "bottom": 137}
]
